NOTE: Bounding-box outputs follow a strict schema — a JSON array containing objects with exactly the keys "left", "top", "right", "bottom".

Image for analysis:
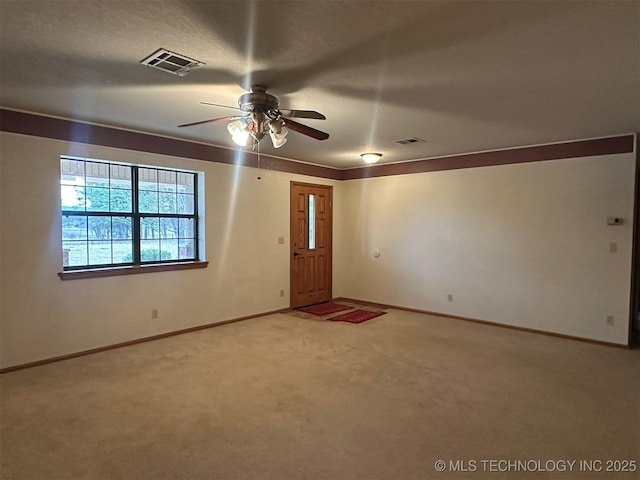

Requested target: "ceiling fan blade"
[
  {"left": 177, "top": 116, "right": 239, "bottom": 128},
  {"left": 200, "top": 101, "right": 241, "bottom": 110},
  {"left": 283, "top": 118, "right": 330, "bottom": 140},
  {"left": 279, "top": 109, "right": 326, "bottom": 120}
]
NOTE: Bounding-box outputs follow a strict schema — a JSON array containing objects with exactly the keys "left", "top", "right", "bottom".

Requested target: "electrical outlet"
[
  {"left": 606, "top": 315, "right": 614, "bottom": 326},
  {"left": 151, "top": 309, "right": 158, "bottom": 319},
  {"left": 447, "top": 294, "right": 453, "bottom": 302},
  {"left": 280, "top": 289, "right": 285, "bottom": 297},
  {"left": 609, "top": 242, "right": 618, "bottom": 253}
]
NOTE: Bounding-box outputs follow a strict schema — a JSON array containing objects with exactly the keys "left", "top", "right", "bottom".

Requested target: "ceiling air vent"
[
  {"left": 395, "top": 137, "right": 425, "bottom": 145},
  {"left": 140, "top": 48, "right": 204, "bottom": 77}
]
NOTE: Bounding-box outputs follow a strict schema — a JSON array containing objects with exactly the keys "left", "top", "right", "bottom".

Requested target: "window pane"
[
  {"left": 141, "top": 217, "right": 160, "bottom": 240},
  {"left": 110, "top": 164, "right": 131, "bottom": 190},
  {"left": 139, "top": 168, "right": 158, "bottom": 191},
  {"left": 308, "top": 194, "right": 316, "bottom": 250},
  {"left": 113, "top": 240, "right": 133, "bottom": 264},
  {"left": 112, "top": 217, "right": 132, "bottom": 240},
  {"left": 177, "top": 172, "right": 195, "bottom": 194},
  {"left": 141, "top": 240, "right": 162, "bottom": 261},
  {"left": 110, "top": 188, "right": 132, "bottom": 213},
  {"left": 158, "top": 170, "right": 177, "bottom": 192},
  {"left": 85, "top": 162, "right": 110, "bottom": 188},
  {"left": 63, "top": 241, "right": 88, "bottom": 267},
  {"left": 63, "top": 216, "right": 133, "bottom": 266},
  {"left": 61, "top": 184, "right": 86, "bottom": 211},
  {"left": 139, "top": 190, "right": 158, "bottom": 213},
  {"left": 61, "top": 159, "right": 85, "bottom": 184},
  {"left": 88, "top": 241, "right": 113, "bottom": 265},
  {"left": 62, "top": 162, "right": 134, "bottom": 216},
  {"left": 62, "top": 215, "right": 87, "bottom": 240},
  {"left": 177, "top": 193, "right": 194, "bottom": 214},
  {"left": 179, "top": 241, "right": 195, "bottom": 260},
  {"left": 86, "top": 187, "right": 110, "bottom": 212},
  {"left": 159, "top": 192, "right": 177, "bottom": 214},
  {"left": 160, "top": 239, "right": 179, "bottom": 260},
  {"left": 88, "top": 216, "right": 112, "bottom": 240},
  {"left": 179, "top": 218, "right": 194, "bottom": 239},
  {"left": 61, "top": 159, "right": 87, "bottom": 211},
  {"left": 160, "top": 218, "right": 178, "bottom": 239}
]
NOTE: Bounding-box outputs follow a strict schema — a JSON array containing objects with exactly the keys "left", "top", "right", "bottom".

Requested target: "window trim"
[
  {"left": 58, "top": 261, "right": 209, "bottom": 281},
  {"left": 60, "top": 157, "right": 201, "bottom": 272}
]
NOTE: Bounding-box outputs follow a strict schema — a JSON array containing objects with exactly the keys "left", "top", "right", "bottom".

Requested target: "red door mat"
[
  {"left": 298, "top": 302, "right": 353, "bottom": 316},
  {"left": 328, "top": 310, "right": 387, "bottom": 324}
]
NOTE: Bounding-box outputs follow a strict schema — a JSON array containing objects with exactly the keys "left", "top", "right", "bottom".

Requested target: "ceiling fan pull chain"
[{"left": 256, "top": 137, "right": 262, "bottom": 180}]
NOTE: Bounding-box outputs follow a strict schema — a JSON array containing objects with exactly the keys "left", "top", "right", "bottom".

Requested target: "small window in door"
[{"left": 308, "top": 194, "right": 316, "bottom": 249}]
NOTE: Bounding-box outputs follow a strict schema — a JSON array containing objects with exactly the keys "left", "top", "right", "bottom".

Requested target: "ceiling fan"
[{"left": 178, "top": 85, "right": 329, "bottom": 149}]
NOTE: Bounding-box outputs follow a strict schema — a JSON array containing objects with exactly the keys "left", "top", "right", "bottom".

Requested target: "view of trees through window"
[{"left": 61, "top": 158, "right": 198, "bottom": 269}]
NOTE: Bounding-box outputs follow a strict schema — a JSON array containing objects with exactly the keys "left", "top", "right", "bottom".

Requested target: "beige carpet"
[{"left": 1, "top": 307, "right": 639, "bottom": 479}]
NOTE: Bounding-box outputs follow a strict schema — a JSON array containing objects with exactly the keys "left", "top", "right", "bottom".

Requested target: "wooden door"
[{"left": 290, "top": 182, "right": 333, "bottom": 308}]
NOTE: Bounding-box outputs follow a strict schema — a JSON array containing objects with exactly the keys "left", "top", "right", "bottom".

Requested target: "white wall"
[
  {"left": 0, "top": 132, "right": 343, "bottom": 368},
  {"left": 1, "top": 130, "right": 635, "bottom": 369},
  {"left": 339, "top": 153, "right": 635, "bottom": 345}
]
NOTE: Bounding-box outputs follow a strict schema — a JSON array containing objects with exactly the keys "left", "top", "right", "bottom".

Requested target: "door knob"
[{"left": 293, "top": 252, "right": 301, "bottom": 256}]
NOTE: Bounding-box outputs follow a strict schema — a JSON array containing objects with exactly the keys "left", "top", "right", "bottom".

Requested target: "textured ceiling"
[{"left": 1, "top": 0, "right": 638, "bottom": 169}]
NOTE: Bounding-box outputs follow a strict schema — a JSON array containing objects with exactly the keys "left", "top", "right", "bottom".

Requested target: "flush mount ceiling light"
[{"left": 361, "top": 153, "right": 382, "bottom": 164}]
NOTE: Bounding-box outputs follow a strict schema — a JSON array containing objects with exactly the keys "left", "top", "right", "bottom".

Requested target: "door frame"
[{"left": 290, "top": 181, "right": 333, "bottom": 308}]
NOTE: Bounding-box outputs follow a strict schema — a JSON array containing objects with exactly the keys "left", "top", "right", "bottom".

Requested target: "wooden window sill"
[{"left": 58, "top": 261, "right": 209, "bottom": 280}]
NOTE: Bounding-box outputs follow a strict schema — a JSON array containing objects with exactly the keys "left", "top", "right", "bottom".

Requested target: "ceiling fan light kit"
[
  {"left": 361, "top": 153, "right": 382, "bottom": 164},
  {"left": 227, "top": 120, "right": 251, "bottom": 146},
  {"left": 178, "top": 85, "right": 328, "bottom": 150},
  {"left": 269, "top": 120, "right": 288, "bottom": 149}
]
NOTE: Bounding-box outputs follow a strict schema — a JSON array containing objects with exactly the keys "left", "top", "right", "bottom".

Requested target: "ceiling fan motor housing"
[{"left": 238, "top": 85, "right": 279, "bottom": 114}]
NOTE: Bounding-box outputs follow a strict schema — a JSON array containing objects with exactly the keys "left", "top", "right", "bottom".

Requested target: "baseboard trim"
[
  {"left": 0, "top": 307, "right": 291, "bottom": 374},
  {"left": 334, "top": 297, "right": 629, "bottom": 349},
  {"left": 3, "top": 299, "right": 628, "bottom": 373}
]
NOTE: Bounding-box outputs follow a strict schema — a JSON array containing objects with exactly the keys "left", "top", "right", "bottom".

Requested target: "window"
[
  {"left": 61, "top": 157, "right": 200, "bottom": 271},
  {"left": 308, "top": 194, "right": 316, "bottom": 250}
]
